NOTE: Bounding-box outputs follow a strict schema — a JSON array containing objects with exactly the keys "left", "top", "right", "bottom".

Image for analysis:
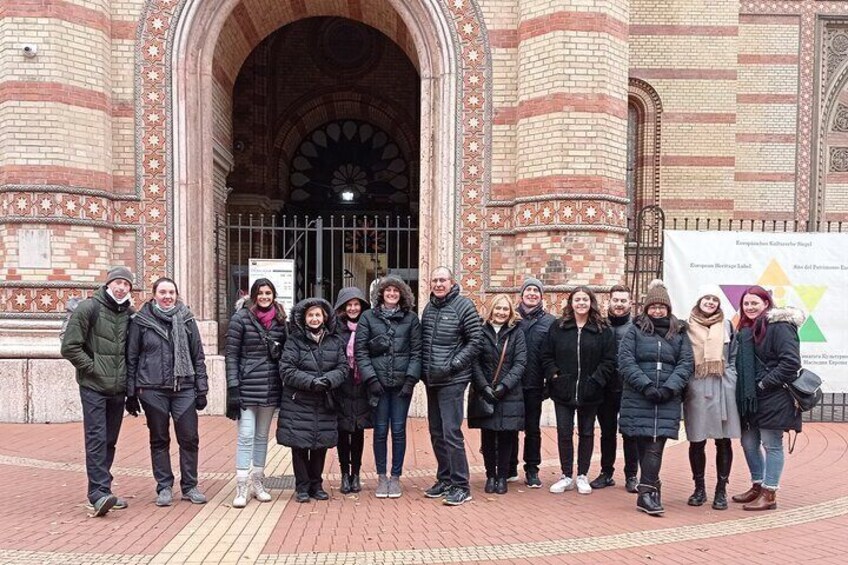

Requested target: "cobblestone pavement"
[{"left": 1, "top": 416, "right": 846, "bottom": 564}]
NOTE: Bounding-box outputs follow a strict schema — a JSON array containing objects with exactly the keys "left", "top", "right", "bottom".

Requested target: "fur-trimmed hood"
[
  {"left": 290, "top": 297, "right": 335, "bottom": 334},
  {"left": 372, "top": 274, "right": 415, "bottom": 311},
  {"left": 767, "top": 306, "right": 806, "bottom": 327}
]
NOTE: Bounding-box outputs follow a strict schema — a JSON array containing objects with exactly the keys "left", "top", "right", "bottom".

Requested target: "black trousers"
[
  {"left": 510, "top": 388, "right": 544, "bottom": 474},
  {"left": 291, "top": 447, "right": 328, "bottom": 494},
  {"left": 337, "top": 430, "right": 365, "bottom": 475},
  {"left": 79, "top": 386, "right": 125, "bottom": 504},
  {"left": 481, "top": 430, "right": 516, "bottom": 479},
  {"left": 554, "top": 402, "right": 598, "bottom": 477},
  {"left": 635, "top": 436, "right": 667, "bottom": 486},
  {"left": 138, "top": 387, "right": 199, "bottom": 494},
  {"left": 596, "top": 388, "right": 640, "bottom": 478}
]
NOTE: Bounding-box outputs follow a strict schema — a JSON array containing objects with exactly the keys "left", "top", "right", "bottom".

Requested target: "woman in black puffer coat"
[
  {"left": 354, "top": 275, "right": 421, "bottom": 498},
  {"left": 225, "top": 278, "right": 287, "bottom": 508},
  {"left": 277, "top": 298, "right": 347, "bottom": 503},
  {"left": 468, "top": 294, "right": 527, "bottom": 495},
  {"left": 619, "top": 280, "right": 694, "bottom": 516},
  {"left": 542, "top": 286, "right": 616, "bottom": 496},
  {"left": 333, "top": 286, "right": 372, "bottom": 495},
  {"left": 732, "top": 285, "right": 803, "bottom": 512}
]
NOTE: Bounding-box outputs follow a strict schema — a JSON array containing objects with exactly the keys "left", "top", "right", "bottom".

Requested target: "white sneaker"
[
  {"left": 549, "top": 475, "right": 575, "bottom": 493},
  {"left": 576, "top": 474, "right": 592, "bottom": 495},
  {"left": 233, "top": 480, "right": 248, "bottom": 508},
  {"left": 251, "top": 472, "right": 272, "bottom": 502}
]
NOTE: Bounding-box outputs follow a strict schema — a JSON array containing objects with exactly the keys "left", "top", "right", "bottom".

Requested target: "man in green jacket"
[{"left": 61, "top": 266, "right": 135, "bottom": 516}]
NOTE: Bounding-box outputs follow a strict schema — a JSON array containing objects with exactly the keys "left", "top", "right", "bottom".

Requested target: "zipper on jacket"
[
  {"left": 654, "top": 340, "right": 661, "bottom": 441},
  {"left": 576, "top": 326, "right": 583, "bottom": 404}
]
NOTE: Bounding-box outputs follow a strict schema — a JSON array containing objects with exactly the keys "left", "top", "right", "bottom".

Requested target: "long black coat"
[
  {"left": 516, "top": 307, "right": 555, "bottom": 390},
  {"left": 618, "top": 320, "right": 694, "bottom": 440},
  {"left": 468, "top": 323, "right": 527, "bottom": 431},
  {"left": 334, "top": 319, "right": 373, "bottom": 432},
  {"left": 751, "top": 308, "right": 804, "bottom": 432},
  {"left": 126, "top": 301, "right": 208, "bottom": 396},
  {"left": 607, "top": 317, "right": 633, "bottom": 393},
  {"left": 355, "top": 308, "right": 422, "bottom": 389},
  {"left": 276, "top": 299, "right": 348, "bottom": 450},
  {"left": 225, "top": 303, "right": 286, "bottom": 407},
  {"left": 542, "top": 319, "right": 616, "bottom": 407},
  {"left": 421, "top": 284, "right": 483, "bottom": 387}
]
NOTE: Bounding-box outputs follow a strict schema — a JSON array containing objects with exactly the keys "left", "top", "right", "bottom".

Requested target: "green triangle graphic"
[
  {"left": 794, "top": 285, "right": 827, "bottom": 311},
  {"left": 798, "top": 315, "right": 827, "bottom": 343}
]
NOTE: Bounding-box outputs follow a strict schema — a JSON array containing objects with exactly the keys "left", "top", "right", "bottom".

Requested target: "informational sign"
[
  {"left": 664, "top": 230, "right": 848, "bottom": 392},
  {"left": 249, "top": 259, "right": 296, "bottom": 315}
]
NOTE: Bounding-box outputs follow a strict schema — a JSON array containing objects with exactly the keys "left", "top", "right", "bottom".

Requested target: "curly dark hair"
[{"left": 560, "top": 286, "right": 607, "bottom": 329}]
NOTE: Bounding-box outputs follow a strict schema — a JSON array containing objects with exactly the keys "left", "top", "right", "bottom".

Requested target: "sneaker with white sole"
[
  {"left": 576, "top": 474, "right": 592, "bottom": 495},
  {"left": 549, "top": 474, "right": 575, "bottom": 493},
  {"left": 251, "top": 472, "right": 272, "bottom": 502},
  {"left": 233, "top": 480, "right": 248, "bottom": 508}
]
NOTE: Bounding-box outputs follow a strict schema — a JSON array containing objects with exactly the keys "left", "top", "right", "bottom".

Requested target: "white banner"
[
  {"left": 663, "top": 230, "right": 848, "bottom": 392},
  {"left": 249, "top": 258, "right": 296, "bottom": 315}
]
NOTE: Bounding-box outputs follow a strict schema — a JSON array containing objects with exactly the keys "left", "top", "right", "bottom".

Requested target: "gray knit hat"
[
  {"left": 105, "top": 266, "right": 134, "bottom": 289},
  {"left": 520, "top": 277, "right": 544, "bottom": 295}
]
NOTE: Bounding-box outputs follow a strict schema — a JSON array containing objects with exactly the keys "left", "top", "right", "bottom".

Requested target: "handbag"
[
  {"left": 784, "top": 368, "right": 823, "bottom": 413},
  {"left": 471, "top": 337, "right": 510, "bottom": 417}
]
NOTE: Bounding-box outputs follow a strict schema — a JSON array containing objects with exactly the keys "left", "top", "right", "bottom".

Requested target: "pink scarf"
[
  {"left": 254, "top": 306, "right": 276, "bottom": 329},
  {"left": 346, "top": 320, "right": 361, "bottom": 384}
]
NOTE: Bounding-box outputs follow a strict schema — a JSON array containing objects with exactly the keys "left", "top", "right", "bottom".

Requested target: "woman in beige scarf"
[{"left": 683, "top": 284, "right": 741, "bottom": 511}]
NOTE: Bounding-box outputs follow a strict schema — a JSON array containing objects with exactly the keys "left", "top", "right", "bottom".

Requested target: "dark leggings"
[
  {"left": 337, "top": 429, "right": 365, "bottom": 475},
  {"left": 688, "top": 438, "right": 733, "bottom": 480},
  {"left": 481, "top": 430, "right": 516, "bottom": 479},
  {"left": 636, "top": 436, "right": 667, "bottom": 487}
]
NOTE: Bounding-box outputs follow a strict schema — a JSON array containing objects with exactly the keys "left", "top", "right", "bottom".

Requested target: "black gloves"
[
  {"left": 481, "top": 385, "right": 497, "bottom": 404},
  {"left": 226, "top": 386, "right": 240, "bottom": 420},
  {"left": 368, "top": 379, "right": 384, "bottom": 397},
  {"left": 644, "top": 385, "right": 663, "bottom": 403},
  {"left": 493, "top": 383, "right": 507, "bottom": 400},
  {"left": 659, "top": 387, "right": 675, "bottom": 402},
  {"left": 398, "top": 377, "right": 416, "bottom": 398},
  {"left": 125, "top": 396, "right": 141, "bottom": 417},
  {"left": 312, "top": 376, "right": 331, "bottom": 393},
  {"left": 195, "top": 394, "right": 208, "bottom": 411}
]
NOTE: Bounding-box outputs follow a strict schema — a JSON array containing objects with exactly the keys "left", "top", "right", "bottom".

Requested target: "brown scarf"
[{"left": 687, "top": 306, "right": 726, "bottom": 378}]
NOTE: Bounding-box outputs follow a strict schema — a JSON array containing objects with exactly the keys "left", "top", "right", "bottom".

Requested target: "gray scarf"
[{"left": 139, "top": 301, "right": 196, "bottom": 378}]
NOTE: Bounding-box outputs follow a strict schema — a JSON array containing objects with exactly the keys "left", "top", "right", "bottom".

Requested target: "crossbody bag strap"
[{"left": 492, "top": 336, "right": 510, "bottom": 385}]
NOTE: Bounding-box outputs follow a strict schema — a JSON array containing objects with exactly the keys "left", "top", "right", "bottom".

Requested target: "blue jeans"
[
  {"left": 740, "top": 426, "right": 784, "bottom": 489},
  {"left": 236, "top": 406, "right": 276, "bottom": 470},
  {"left": 373, "top": 386, "right": 411, "bottom": 476},
  {"left": 427, "top": 382, "right": 470, "bottom": 489}
]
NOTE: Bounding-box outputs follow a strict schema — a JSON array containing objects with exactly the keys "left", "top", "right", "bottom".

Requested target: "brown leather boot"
[
  {"left": 743, "top": 487, "right": 777, "bottom": 511},
  {"left": 732, "top": 483, "right": 762, "bottom": 503}
]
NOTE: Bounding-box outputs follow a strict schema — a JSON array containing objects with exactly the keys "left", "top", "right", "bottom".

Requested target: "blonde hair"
[{"left": 483, "top": 293, "right": 521, "bottom": 327}]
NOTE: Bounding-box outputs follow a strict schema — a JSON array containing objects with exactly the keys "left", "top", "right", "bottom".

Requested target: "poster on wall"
[
  {"left": 664, "top": 230, "right": 848, "bottom": 392},
  {"left": 249, "top": 259, "right": 296, "bottom": 315}
]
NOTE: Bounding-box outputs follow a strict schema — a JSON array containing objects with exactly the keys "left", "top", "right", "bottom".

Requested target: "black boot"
[
  {"left": 484, "top": 477, "right": 496, "bottom": 494},
  {"left": 340, "top": 473, "right": 352, "bottom": 494},
  {"left": 349, "top": 474, "right": 362, "bottom": 493},
  {"left": 495, "top": 477, "right": 508, "bottom": 495},
  {"left": 636, "top": 484, "right": 664, "bottom": 515},
  {"left": 687, "top": 476, "right": 707, "bottom": 506},
  {"left": 713, "top": 439, "right": 732, "bottom": 510}
]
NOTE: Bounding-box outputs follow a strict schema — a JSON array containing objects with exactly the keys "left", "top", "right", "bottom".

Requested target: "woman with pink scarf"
[{"left": 333, "top": 287, "right": 373, "bottom": 495}]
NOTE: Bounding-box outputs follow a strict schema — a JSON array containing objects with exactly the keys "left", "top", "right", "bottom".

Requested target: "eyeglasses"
[{"left": 647, "top": 304, "right": 668, "bottom": 311}]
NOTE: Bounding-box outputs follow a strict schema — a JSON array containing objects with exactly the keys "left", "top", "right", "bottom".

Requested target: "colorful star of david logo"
[{"left": 719, "top": 259, "right": 826, "bottom": 343}]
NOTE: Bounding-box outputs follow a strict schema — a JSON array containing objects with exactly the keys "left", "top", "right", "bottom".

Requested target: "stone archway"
[{"left": 133, "top": 0, "right": 493, "bottom": 339}]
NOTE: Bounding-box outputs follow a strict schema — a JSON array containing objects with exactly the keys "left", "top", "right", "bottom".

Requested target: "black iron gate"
[
  {"left": 217, "top": 213, "right": 418, "bottom": 317},
  {"left": 625, "top": 204, "right": 665, "bottom": 308}
]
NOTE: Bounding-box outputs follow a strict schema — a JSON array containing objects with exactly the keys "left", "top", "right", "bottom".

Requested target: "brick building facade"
[{"left": 1, "top": 0, "right": 846, "bottom": 421}]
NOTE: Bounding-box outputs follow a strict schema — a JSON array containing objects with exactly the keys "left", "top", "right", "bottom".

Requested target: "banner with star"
[{"left": 664, "top": 230, "right": 848, "bottom": 391}]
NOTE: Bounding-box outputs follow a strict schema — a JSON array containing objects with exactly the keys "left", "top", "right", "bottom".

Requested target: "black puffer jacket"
[
  {"left": 276, "top": 298, "right": 348, "bottom": 450},
  {"left": 126, "top": 301, "right": 208, "bottom": 396},
  {"left": 421, "top": 284, "right": 483, "bottom": 387},
  {"left": 606, "top": 315, "right": 632, "bottom": 393},
  {"left": 355, "top": 275, "right": 422, "bottom": 389},
  {"left": 516, "top": 306, "right": 555, "bottom": 390},
  {"left": 225, "top": 301, "right": 287, "bottom": 407},
  {"left": 751, "top": 308, "right": 804, "bottom": 432},
  {"left": 334, "top": 316, "right": 373, "bottom": 432},
  {"left": 468, "top": 323, "right": 527, "bottom": 431},
  {"left": 618, "top": 319, "right": 694, "bottom": 439},
  {"left": 542, "top": 318, "right": 616, "bottom": 406}
]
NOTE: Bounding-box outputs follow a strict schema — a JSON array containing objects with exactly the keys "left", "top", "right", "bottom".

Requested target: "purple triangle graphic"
[{"left": 720, "top": 285, "right": 753, "bottom": 311}]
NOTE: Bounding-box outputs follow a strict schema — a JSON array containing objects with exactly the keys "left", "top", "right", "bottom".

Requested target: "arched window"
[{"left": 627, "top": 79, "right": 663, "bottom": 238}]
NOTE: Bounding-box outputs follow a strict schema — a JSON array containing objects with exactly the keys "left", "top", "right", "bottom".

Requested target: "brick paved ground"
[{"left": 0, "top": 416, "right": 846, "bottom": 564}]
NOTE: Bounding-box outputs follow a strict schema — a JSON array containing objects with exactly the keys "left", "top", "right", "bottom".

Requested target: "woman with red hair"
[{"left": 733, "top": 285, "right": 804, "bottom": 511}]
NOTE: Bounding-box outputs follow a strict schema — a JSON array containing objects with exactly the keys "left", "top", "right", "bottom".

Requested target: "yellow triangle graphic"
[
  {"left": 757, "top": 259, "right": 792, "bottom": 287},
  {"left": 795, "top": 285, "right": 827, "bottom": 311}
]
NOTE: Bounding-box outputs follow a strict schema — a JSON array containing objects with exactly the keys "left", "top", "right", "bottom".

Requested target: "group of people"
[{"left": 62, "top": 265, "right": 805, "bottom": 517}]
